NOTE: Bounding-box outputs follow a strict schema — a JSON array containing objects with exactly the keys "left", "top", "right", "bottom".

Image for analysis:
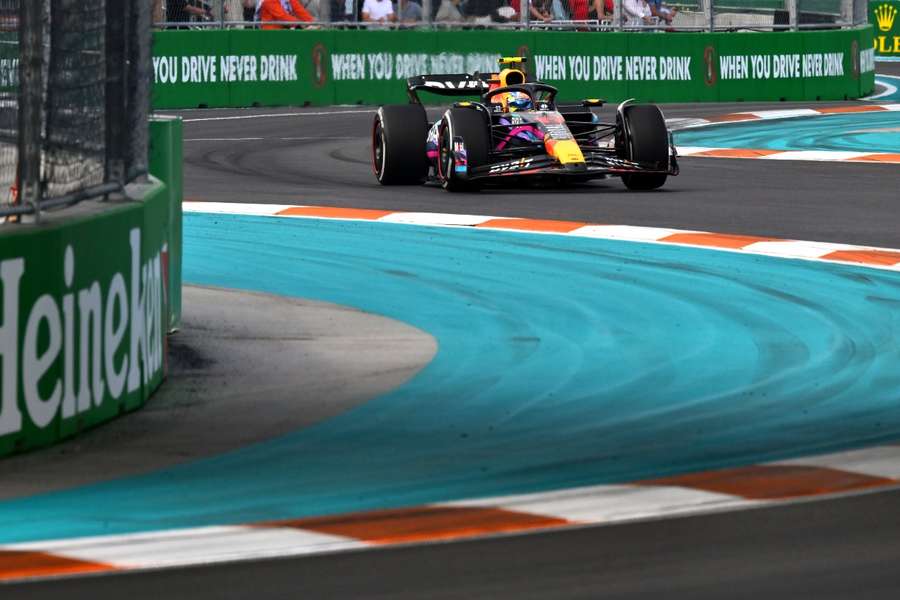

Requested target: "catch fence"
[
  {"left": 0, "top": 0, "right": 151, "bottom": 222},
  {"left": 152, "top": 0, "right": 871, "bottom": 32}
]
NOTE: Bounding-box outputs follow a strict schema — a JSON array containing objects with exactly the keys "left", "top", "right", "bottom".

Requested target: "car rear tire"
[
  {"left": 438, "top": 108, "right": 489, "bottom": 192},
  {"left": 373, "top": 104, "right": 429, "bottom": 185},
  {"left": 617, "top": 104, "right": 669, "bottom": 191}
]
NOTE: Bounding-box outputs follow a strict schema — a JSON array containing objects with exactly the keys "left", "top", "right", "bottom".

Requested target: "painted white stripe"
[
  {"left": 377, "top": 212, "right": 498, "bottom": 227},
  {"left": 773, "top": 446, "right": 900, "bottom": 481},
  {"left": 665, "top": 118, "right": 711, "bottom": 129},
  {"left": 185, "top": 137, "right": 359, "bottom": 142},
  {"left": 278, "top": 136, "right": 359, "bottom": 141},
  {"left": 442, "top": 484, "right": 756, "bottom": 523},
  {"left": 762, "top": 150, "right": 871, "bottom": 161},
  {"left": 673, "top": 146, "right": 719, "bottom": 155},
  {"left": 7, "top": 526, "right": 364, "bottom": 569},
  {"left": 741, "top": 240, "right": 858, "bottom": 259},
  {"left": 676, "top": 147, "right": 900, "bottom": 163},
  {"left": 572, "top": 225, "right": 692, "bottom": 242},
  {"left": 864, "top": 77, "right": 899, "bottom": 101},
  {"left": 181, "top": 109, "right": 376, "bottom": 123},
  {"left": 184, "top": 138, "right": 265, "bottom": 142},
  {"left": 672, "top": 104, "right": 900, "bottom": 132},
  {"left": 746, "top": 108, "right": 820, "bottom": 119},
  {"left": 183, "top": 204, "right": 900, "bottom": 271},
  {"left": 183, "top": 201, "right": 292, "bottom": 215}
]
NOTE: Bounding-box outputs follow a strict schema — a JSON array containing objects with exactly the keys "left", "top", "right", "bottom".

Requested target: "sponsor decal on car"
[
  {"left": 453, "top": 137, "right": 468, "bottom": 173},
  {"left": 424, "top": 79, "right": 487, "bottom": 91},
  {"left": 543, "top": 123, "right": 573, "bottom": 140},
  {"left": 488, "top": 157, "right": 534, "bottom": 174}
]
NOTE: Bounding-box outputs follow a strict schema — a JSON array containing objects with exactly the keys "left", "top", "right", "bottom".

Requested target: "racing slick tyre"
[
  {"left": 617, "top": 104, "right": 669, "bottom": 191},
  {"left": 373, "top": 104, "right": 429, "bottom": 185},
  {"left": 438, "top": 108, "right": 489, "bottom": 192}
]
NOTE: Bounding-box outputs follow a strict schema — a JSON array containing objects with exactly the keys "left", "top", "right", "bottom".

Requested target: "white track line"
[
  {"left": 179, "top": 109, "right": 376, "bottom": 123},
  {"left": 863, "top": 75, "right": 900, "bottom": 101}
]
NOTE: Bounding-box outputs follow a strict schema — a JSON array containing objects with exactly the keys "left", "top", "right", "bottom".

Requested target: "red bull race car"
[{"left": 372, "top": 56, "right": 678, "bottom": 192}]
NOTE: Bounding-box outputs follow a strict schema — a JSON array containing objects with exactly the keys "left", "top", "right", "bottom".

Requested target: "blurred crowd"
[{"left": 156, "top": 0, "right": 677, "bottom": 27}]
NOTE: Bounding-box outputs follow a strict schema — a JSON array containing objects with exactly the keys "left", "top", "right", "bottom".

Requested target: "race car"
[{"left": 372, "top": 56, "right": 678, "bottom": 192}]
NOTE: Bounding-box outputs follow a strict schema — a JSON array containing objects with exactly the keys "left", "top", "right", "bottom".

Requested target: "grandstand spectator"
[
  {"left": 394, "top": 0, "right": 424, "bottom": 22},
  {"left": 550, "top": 0, "right": 571, "bottom": 20},
  {"left": 241, "top": 0, "right": 256, "bottom": 22},
  {"left": 165, "top": 0, "right": 213, "bottom": 27},
  {"left": 362, "top": 0, "right": 395, "bottom": 21},
  {"left": 302, "top": 0, "right": 321, "bottom": 19},
  {"left": 331, "top": 0, "right": 360, "bottom": 21},
  {"left": 153, "top": 0, "right": 164, "bottom": 24},
  {"left": 222, "top": 0, "right": 243, "bottom": 23},
  {"left": 647, "top": 0, "right": 676, "bottom": 24},
  {"left": 623, "top": 0, "right": 653, "bottom": 24},
  {"left": 243, "top": 0, "right": 258, "bottom": 21},
  {"left": 257, "top": 0, "right": 314, "bottom": 28},
  {"left": 464, "top": 0, "right": 510, "bottom": 23},
  {"left": 510, "top": 0, "right": 554, "bottom": 22},
  {"left": 434, "top": 0, "right": 463, "bottom": 21},
  {"left": 566, "top": 0, "right": 610, "bottom": 23}
]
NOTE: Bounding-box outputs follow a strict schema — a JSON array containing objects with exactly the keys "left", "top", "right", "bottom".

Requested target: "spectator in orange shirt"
[{"left": 257, "top": 0, "right": 314, "bottom": 28}]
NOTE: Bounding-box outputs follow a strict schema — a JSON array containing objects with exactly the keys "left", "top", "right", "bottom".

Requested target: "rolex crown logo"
[{"left": 875, "top": 3, "right": 897, "bottom": 32}]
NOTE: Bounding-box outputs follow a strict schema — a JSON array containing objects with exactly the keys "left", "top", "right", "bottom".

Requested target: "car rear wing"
[{"left": 406, "top": 74, "right": 491, "bottom": 104}]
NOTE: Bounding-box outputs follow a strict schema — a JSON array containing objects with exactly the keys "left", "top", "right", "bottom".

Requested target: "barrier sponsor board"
[
  {"left": 0, "top": 120, "right": 183, "bottom": 457},
  {"left": 152, "top": 27, "right": 875, "bottom": 108},
  {"left": 871, "top": 1, "right": 900, "bottom": 56},
  {"left": 0, "top": 196, "right": 168, "bottom": 455}
]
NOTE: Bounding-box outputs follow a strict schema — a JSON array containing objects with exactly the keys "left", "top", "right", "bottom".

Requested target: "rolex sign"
[{"left": 871, "top": 1, "right": 900, "bottom": 56}]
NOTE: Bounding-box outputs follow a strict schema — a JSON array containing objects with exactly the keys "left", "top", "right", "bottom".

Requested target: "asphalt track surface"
[
  {"left": 180, "top": 101, "right": 900, "bottom": 248},
  {"left": 7, "top": 72, "right": 900, "bottom": 597}
]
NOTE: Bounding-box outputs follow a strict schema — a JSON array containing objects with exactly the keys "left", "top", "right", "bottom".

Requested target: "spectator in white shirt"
[
  {"left": 623, "top": 0, "right": 652, "bottom": 25},
  {"left": 362, "top": 0, "right": 395, "bottom": 21}
]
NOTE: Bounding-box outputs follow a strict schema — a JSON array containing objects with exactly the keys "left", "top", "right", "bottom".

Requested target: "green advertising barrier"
[
  {"left": 871, "top": 1, "right": 900, "bottom": 57},
  {"left": 152, "top": 26, "right": 875, "bottom": 109},
  {"left": 150, "top": 117, "right": 183, "bottom": 332},
  {"left": 0, "top": 119, "right": 184, "bottom": 457}
]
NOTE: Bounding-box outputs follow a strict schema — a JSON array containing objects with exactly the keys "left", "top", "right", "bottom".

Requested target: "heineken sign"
[{"left": 0, "top": 177, "right": 174, "bottom": 456}]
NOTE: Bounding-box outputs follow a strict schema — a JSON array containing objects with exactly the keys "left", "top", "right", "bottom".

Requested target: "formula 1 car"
[{"left": 372, "top": 56, "right": 678, "bottom": 192}]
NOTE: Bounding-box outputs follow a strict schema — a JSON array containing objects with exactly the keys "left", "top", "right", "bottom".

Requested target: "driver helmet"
[{"left": 505, "top": 91, "right": 533, "bottom": 112}]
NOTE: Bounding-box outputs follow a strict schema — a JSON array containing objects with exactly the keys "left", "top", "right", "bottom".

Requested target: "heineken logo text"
[{"left": 0, "top": 229, "right": 165, "bottom": 436}]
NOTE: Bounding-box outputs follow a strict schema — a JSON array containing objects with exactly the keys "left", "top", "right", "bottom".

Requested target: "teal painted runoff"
[
  {"left": 1, "top": 214, "right": 900, "bottom": 543},
  {"left": 675, "top": 102, "right": 900, "bottom": 153}
]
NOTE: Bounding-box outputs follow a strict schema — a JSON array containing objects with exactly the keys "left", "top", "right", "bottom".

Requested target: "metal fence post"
[
  {"left": 106, "top": 0, "right": 129, "bottom": 188},
  {"left": 614, "top": 0, "right": 622, "bottom": 29},
  {"left": 853, "top": 0, "right": 866, "bottom": 25},
  {"left": 840, "top": 0, "right": 854, "bottom": 25},
  {"left": 787, "top": 0, "right": 798, "bottom": 30},
  {"left": 128, "top": 0, "right": 152, "bottom": 181},
  {"left": 18, "top": 0, "right": 43, "bottom": 220},
  {"left": 520, "top": 0, "right": 529, "bottom": 27},
  {"left": 705, "top": 0, "right": 715, "bottom": 32}
]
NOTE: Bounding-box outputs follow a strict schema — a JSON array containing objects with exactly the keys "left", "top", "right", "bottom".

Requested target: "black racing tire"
[
  {"left": 437, "top": 107, "right": 489, "bottom": 192},
  {"left": 373, "top": 104, "right": 429, "bottom": 185},
  {"left": 617, "top": 104, "right": 669, "bottom": 191}
]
